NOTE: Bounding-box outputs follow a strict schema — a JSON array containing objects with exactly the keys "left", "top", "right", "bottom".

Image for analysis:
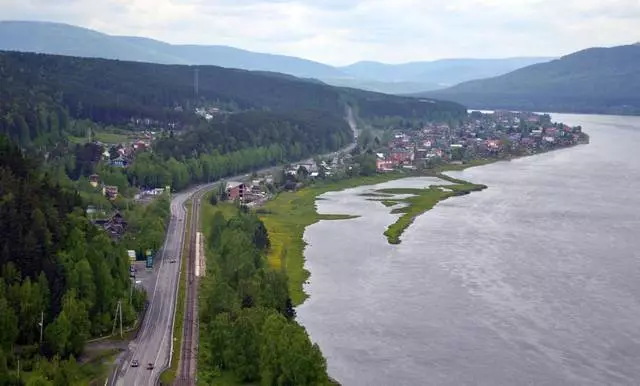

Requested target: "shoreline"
[{"left": 259, "top": 142, "right": 588, "bottom": 306}]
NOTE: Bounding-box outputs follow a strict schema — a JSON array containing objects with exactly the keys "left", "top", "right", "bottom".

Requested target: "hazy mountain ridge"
[
  {"left": 339, "top": 57, "right": 554, "bottom": 87},
  {"left": 418, "top": 44, "right": 640, "bottom": 115},
  {"left": 0, "top": 20, "right": 550, "bottom": 94}
]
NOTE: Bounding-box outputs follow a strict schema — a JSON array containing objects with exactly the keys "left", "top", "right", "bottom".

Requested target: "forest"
[
  {"left": 0, "top": 50, "right": 467, "bottom": 150},
  {"left": 0, "top": 136, "right": 146, "bottom": 384},
  {"left": 199, "top": 205, "right": 330, "bottom": 385},
  {"left": 422, "top": 44, "right": 640, "bottom": 115},
  {"left": 153, "top": 109, "right": 352, "bottom": 160}
]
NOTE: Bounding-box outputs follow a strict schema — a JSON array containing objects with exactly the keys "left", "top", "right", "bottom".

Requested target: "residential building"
[
  {"left": 89, "top": 174, "right": 100, "bottom": 187},
  {"left": 226, "top": 182, "right": 246, "bottom": 201},
  {"left": 103, "top": 185, "right": 119, "bottom": 200},
  {"left": 94, "top": 212, "right": 128, "bottom": 240},
  {"left": 376, "top": 159, "right": 398, "bottom": 172}
]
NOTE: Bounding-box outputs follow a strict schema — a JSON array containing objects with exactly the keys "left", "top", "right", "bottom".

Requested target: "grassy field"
[
  {"left": 159, "top": 200, "right": 191, "bottom": 385},
  {"left": 68, "top": 130, "right": 131, "bottom": 145},
  {"left": 201, "top": 195, "right": 238, "bottom": 236},
  {"left": 68, "top": 135, "right": 90, "bottom": 145},
  {"left": 94, "top": 131, "right": 131, "bottom": 144}
]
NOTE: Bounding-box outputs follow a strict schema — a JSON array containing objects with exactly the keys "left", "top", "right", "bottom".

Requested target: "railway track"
[{"left": 175, "top": 190, "right": 206, "bottom": 385}]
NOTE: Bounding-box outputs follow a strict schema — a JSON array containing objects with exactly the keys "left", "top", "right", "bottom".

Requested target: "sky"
[{"left": 1, "top": 0, "right": 640, "bottom": 66}]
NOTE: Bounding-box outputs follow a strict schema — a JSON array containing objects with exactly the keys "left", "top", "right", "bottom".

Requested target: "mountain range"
[
  {"left": 420, "top": 44, "right": 640, "bottom": 115},
  {"left": 0, "top": 20, "right": 552, "bottom": 95}
]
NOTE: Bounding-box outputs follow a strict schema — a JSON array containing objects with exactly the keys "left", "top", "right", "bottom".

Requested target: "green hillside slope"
[
  {"left": 0, "top": 50, "right": 466, "bottom": 149},
  {"left": 421, "top": 44, "right": 640, "bottom": 114}
]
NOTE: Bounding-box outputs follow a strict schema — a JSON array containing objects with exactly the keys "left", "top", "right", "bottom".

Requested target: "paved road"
[
  {"left": 110, "top": 185, "right": 213, "bottom": 386},
  {"left": 109, "top": 109, "right": 359, "bottom": 385}
]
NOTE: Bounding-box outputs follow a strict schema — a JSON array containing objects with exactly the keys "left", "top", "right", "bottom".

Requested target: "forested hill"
[
  {"left": 0, "top": 136, "right": 146, "bottom": 379},
  {"left": 0, "top": 50, "right": 466, "bottom": 148},
  {"left": 419, "top": 44, "right": 640, "bottom": 115}
]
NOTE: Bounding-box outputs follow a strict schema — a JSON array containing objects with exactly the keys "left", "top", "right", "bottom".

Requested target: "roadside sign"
[{"left": 146, "top": 249, "right": 153, "bottom": 269}]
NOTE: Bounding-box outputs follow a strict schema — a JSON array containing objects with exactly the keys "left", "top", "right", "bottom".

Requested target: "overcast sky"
[{"left": 2, "top": 0, "right": 640, "bottom": 65}]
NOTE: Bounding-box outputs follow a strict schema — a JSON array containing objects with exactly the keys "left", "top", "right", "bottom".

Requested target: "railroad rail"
[{"left": 175, "top": 190, "right": 206, "bottom": 385}]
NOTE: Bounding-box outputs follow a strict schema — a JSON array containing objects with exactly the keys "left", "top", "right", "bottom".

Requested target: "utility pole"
[
  {"left": 39, "top": 311, "right": 44, "bottom": 344},
  {"left": 119, "top": 300, "right": 123, "bottom": 338},
  {"left": 194, "top": 68, "right": 199, "bottom": 97},
  {"left": 112, "top": 301, "right": 123, "bottom": 338}
]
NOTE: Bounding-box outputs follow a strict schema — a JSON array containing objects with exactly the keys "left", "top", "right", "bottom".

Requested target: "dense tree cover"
[
  {"left": 199, "top": 208, "right": 329, "bottom": 385},
  {"left": 341, "top": 88, "right": 468, "bottom": 124},
  {"left": 0, "top": 50, "right": 467, "bottom": 149},
  {"left": 423, "top": 44, "right": 640, "bottom": 115},
  {"left": 154, "top": 110, "right": 352, "bottom": 160},
  {"left": 122, "top": 194, "right": 171, "bottom": 254},
  {"left": 0, "top": 136, "right": 144, "bottom": 379}
]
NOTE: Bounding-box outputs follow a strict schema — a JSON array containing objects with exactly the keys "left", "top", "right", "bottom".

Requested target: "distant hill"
[
  {"left": 0, "top": 20, "right": 344, "bottom": 79},
  {"left": 418, "top": 44, "right": 640, "bottom": 115},
  {"left": 0, "top": 20, "right": 549, "bottom": 94},
  {"left": 338, "top": 57, "right": 553, "bottom": 88}
]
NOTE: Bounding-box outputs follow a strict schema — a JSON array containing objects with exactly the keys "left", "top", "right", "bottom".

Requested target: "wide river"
[{"left": 297, "top": 113, "right": 640, "bottom": 386}]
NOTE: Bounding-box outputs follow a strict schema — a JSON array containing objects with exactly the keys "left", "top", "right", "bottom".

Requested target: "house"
[
  {"left": 298, "top": 163, "right": 317, "bottom": 173},
  {"left": 376, "top": 158, "right": 398, "bottom": 172},
  {"left": 103, "top": 185, "right": 119, "bottom": 200},
  {"left": 86, "top": 205, "right": 97, "bottom": 216},
  {"left": 110, "top": 156, "right": 128, "bottom": 168},
  {"left": 389, "top": 149, "right": 414, "bottom": 163},
  {"left": 486, "top": 140, "right": 502, "bottom": 150},
  {"left": 415, "top": 148, "right": 428, "bottom": 159},
  {"left": 89, "top": 174, "right": 100, "bottom": 187},
  {"left": 226, "top": 182, "right": 246, "bottom": 201},
  {"left": 133, "top": 141, "right": 148, "bottom": 151},
  {"left": 94, "top": 212, "right": 128, "bottom": 240}
]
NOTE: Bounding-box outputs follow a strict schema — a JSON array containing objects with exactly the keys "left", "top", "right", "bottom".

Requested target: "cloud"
[{"left": 1, "top": 0, "right": 639, "bottom": 65}]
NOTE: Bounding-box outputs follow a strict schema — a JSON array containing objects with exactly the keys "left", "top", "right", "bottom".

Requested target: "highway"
[
  {"left": 109, "top": 109, "right": 358, "bottom": 385},
  {"left": 110, "top": 184, "right": 214, "bottom": 386}
]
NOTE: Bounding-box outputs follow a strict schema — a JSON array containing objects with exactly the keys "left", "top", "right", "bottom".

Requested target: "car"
[
  {"left": 131, "top": 360, "right": 139, "bottom": 367},
  {"left": 170, "top": 259, "right": 177, "bottom": 263},
  {"left": 146, "top": 363, "right": 154, "bottom": 370}
]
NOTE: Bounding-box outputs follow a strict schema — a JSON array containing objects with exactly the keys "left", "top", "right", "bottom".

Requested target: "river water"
[{"left": 297, "top": 113, "right": 640, "bottom": 386}]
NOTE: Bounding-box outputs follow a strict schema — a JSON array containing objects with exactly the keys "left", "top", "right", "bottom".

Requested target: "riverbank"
[
  {"left": 259, "top": 161, "right": 495, "bottom": 305},
  {"left": 259, "top": 174, "right": 406, "bottom": 305},
  {"left": 196, "top": 199, "right": 334, "bottom": 385}
]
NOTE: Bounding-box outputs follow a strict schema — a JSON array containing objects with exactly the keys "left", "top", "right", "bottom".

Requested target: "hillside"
[
  {"left": 419, "top": 44, "right": 640, "bottom": 115},
  {"left": 0, "top": 135, "right": 147, "bottom": 377},
  {"left": 0, "top": 50, "right": 466, "bottom": 147},
  {"left": 0, "top": 20, "right": 548, "bottom": 95},
  {"left": 339, "top": 57, "right": 553, "bottom": 88}
]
